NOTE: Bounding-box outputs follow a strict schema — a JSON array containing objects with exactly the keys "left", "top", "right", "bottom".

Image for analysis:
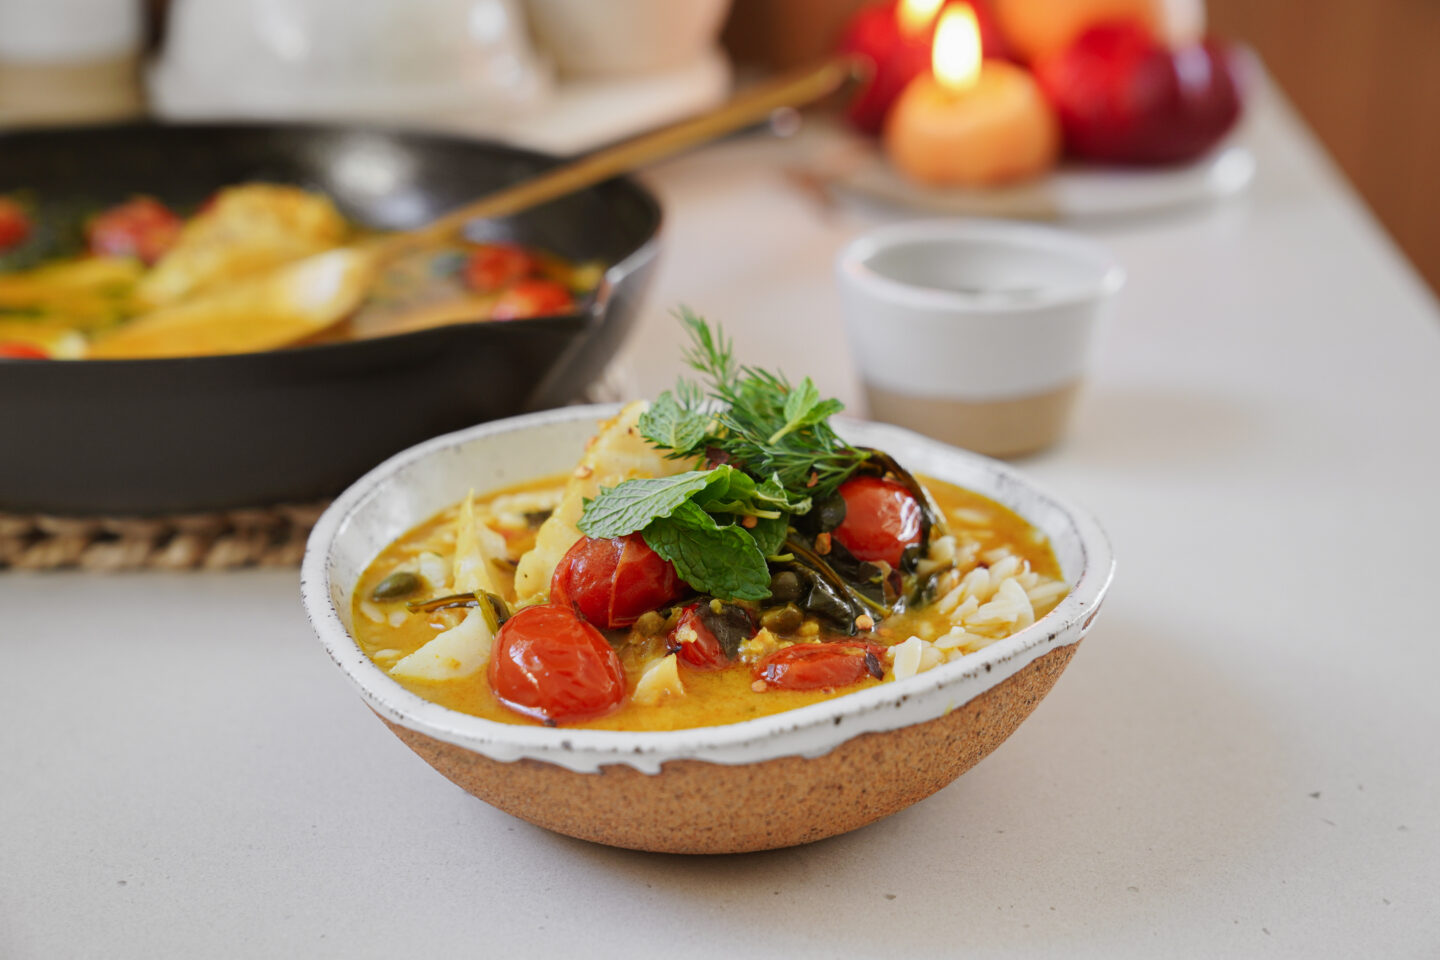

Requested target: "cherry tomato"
[
  {"left": 666, "top": 602, "right": 747, "bottom": 671},
  {"left": 550, "top": 533, "right": 686, "bottom": 629},
  {"left": 1033, "top": 21, "right": 1243, "bottom": 165},
  {"left": 463, "top": 243, "right": 539, "bottom": 292},
  {"left": 0, "top": 197, "right": 31, "bottom": 250},
  {"left": 490, "top": 279, "right": 574, "bottom": 320},
  {"left": 753, "top": 641, "right": 887, "bottom": 692},
  {"left": 0, "top": 341, "right": 49, "bottom": 360},
  {"left": 488, "top": 603, "right": 626, "bottom": 724},
  {"left": 86, "top": 197, "right": 182, "bottom": 265},
  {"left": 832, "top": 476, "right": 924, "bottom": 568}
]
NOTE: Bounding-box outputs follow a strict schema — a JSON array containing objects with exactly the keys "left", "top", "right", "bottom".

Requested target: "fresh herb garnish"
[
  {"left": 576, "top": 310, "right": 865, "bottom": 602},
  {"left": 641, "top": 500, "right": 771, "bottom": 601},
  {"left": 638, "top": 309, "right": 867, "bottom": 502},
  {"left": 579, "top": 465, "right": 808, "bottom": 601}
]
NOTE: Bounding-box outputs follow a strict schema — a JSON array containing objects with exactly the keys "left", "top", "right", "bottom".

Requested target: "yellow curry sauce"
[{"left": 352, "top": 473, "right": 1064, "bottom": 732}]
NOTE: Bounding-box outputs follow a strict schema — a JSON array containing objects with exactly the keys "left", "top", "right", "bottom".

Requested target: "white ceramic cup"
[{"left": 836, "top": 219, "right": 1123, "bottom": 457}]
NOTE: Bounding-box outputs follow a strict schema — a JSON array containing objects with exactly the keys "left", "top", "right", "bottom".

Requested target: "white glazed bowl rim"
[
  {"left": 837, "top": 218, "right": 1126, "bottom": 313},
  {"left": 301, "top": 404, "right": 1115, "bottom": 774}
]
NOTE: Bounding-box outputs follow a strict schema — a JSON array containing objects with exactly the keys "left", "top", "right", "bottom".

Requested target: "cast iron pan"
[{"left": 0, "top": 124, "right": 661, "bottom": 515}]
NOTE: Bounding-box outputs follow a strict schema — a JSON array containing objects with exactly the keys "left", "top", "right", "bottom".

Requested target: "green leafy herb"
[
  {"left": 748, "top": 514, "right": 790, "bottom": 559},
  {"left": 576, "top": 310, "right": 868, "bottom": 601},
  {"left": 577, "top": 471, "right": 720, "bottom": 539},
  {"left": 637, "top": 384, "right": 709, "bottom": 453},
  {"left": 641, "top": 308, "right": 867, "bottom": 501},
  {"left": 641, "top": 501, "right": 771, "bottom": 601}
]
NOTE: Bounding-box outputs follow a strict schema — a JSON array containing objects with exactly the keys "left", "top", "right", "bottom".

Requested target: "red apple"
[{"left": 1033, "top": 20, "right": 1243, "bottom": 165}]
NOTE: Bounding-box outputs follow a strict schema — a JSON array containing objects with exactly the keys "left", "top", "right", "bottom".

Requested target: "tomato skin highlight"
[
  {"left": 550, "top": 533, "right": 685, "bottom": 629},
  {"left": 0, "top": 197, "right": 31, "bottom": 250},
  {"left": 463, "top": 243, "right": 538, "bottom": 292},
  {"left": 490, "top": 279, "right": 574, "bottom": 320},
  {"left": 86, "top": 197, "right": 182, "bottom": 265},
  {"left": 0, "top": 341, "right": 49, "bottom": 360},
  {"left": 667, "top": 604, "right": 729, "bottom": 671},
  {"left": 488, "top": 603, "right": 626, "bottom": 724},
  {"left": 753, "top": 641, "right": 887, "bottom": 691},
  {"left": 831, "top": 476, "right": 924, "bottom": 568}
]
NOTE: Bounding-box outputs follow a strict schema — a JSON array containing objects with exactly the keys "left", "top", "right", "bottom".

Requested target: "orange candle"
[{"left": 883, "top": 4, "right": 1060, "bottom": 187}]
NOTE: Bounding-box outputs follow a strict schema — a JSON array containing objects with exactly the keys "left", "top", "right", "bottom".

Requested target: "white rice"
[{"left": 882, "top": 524, "right": 1066, "bottom": 681}]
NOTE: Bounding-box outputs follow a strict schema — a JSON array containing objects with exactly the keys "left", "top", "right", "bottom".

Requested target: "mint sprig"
[
  {"left": 642, "top": 501, "right": 770, "bottom": 601},
  {"left": 638, "top": 309, "right": 867, "bottom": 501},
  {"left": 577, "top": 471, "right": 719, "bottom": 539},
  {"left": 577, "top": 465, "right": 808, "bottom": 601}
]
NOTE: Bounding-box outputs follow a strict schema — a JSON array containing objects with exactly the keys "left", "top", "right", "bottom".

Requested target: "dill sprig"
[{"left": 639, "top": 309, "right": 867, "bottom": 501}]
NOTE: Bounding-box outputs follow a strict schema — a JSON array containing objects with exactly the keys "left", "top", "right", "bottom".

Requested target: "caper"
[
  {"left": 371, "top": 570, "right": 421, "bottom": 602},
  {"left": 813, "top": 493, "right": 847, "bottom": 532},
  {"left": 760, "top": 603, "right": 804, "bottom": 635},
  {"left": 769, "top": 569, "right": 803, "bottom": 602}
]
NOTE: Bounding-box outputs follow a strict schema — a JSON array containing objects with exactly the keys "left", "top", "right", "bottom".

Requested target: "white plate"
[{"left": 823, "top": 140, "right": 1255, "bottom": 222}]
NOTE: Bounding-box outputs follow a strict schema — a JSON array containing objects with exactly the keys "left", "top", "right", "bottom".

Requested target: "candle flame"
[
  {"left": 933, "top": 4, "right": 982, "bottom": 93},
  {"left": 897, "top": 0, "right": 944, "bottom": 36}
]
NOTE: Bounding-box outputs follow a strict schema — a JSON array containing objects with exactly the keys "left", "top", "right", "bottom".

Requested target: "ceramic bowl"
[
  {"left": 524, "top": 0, "right": 732, "bottom": 79},
  {"left": 301, "top": 404, "right": 1114, "bottom": 854}
]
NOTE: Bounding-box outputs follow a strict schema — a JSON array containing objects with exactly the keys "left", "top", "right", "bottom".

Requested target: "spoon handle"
[{"left": 408, "top": 56, "right": 863, "bottom": 245}]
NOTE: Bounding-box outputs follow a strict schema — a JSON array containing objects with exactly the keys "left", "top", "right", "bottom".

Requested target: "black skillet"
[{"left": 0, "top": 123, "right": 661, "bottom": 515}]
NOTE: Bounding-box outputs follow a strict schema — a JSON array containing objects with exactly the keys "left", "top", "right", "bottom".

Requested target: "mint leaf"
[
  {"left": 579, "top": 471, "right": 718, "bottom": 538},
  {"left": 768, "top": 377, "right": 844, "bottom": 444},
  {"left": 749, "top": 514, "right": 789, "bottom": 559},
  {"left": 642, "top": 501, "right": 770, "bottom": 601},
  {"left": 692, "top": 467, "right": 758, "bottom": 513},
  {"left": 754, "top": 473, "right": 811, "bottom": 516},
  {"left": 638, "top": 390, "right": 708, "bottom": 454}
]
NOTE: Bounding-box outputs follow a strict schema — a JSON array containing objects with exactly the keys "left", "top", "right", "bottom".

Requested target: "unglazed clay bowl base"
[
  {"left": 384, "top": 643, "right": 1077, "bottom": 854},
  {"left": 302, "top": 405, "right": 1114, "bottom": 854}
]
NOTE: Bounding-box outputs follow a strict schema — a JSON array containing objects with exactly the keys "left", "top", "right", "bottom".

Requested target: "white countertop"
[{"left": 3, "top": 82, "right": 1438, "bottom": 957}]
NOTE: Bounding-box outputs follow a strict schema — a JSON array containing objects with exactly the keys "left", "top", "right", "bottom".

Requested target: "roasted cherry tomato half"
[
  {"left": 753, "top": 641, "right": 887, "bottom": 692},
  {"left": 1033, "top": 21, "right": 1243, "bottom": 165},
  {"left": 550, "top": 533, "right": 686, "bottom": 629},
  {"left": 666, "top": 602, "right": 755, "bottom": 671},
  {"left": 0, "top": 197, "right": 31, "bottom": 250},
  {"left": 832, "top": 476, "right": 924, "bottom": 568},
  {"left": 463, "top": 243, "right": 539, "bottom": 293},
  {"left": 0, "top": 341, "right": 49, "bottom": 360},
  {"left": 488, "top": 603, "right": 626, "bottom": 724},
  {"left": 86, "top": 197, "right": 182, "bottom": 265},
  {"left": 490, "top": 279, "right": 575, "bottom": 320}
]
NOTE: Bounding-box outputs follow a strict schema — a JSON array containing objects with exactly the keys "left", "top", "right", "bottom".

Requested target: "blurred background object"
[
  {"left": 146, "top": 0, "right": 732, "bottom": 154},
  {"left": 149, "top": 0, "right": 551, "bottom": 125},
  {"left": 722, "top": 0, "right": 1440, "bottom": 295},
  {"left": 0, "top": 0, "right": 145, "bottom": 125},
  {"left": 527, "top": 0, "right": 731, "bottom": 78}
]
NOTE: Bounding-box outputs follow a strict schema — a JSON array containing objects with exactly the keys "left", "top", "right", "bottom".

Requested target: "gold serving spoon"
[{"left": 89, "top": 57, "right": 860, "bottom": 360}]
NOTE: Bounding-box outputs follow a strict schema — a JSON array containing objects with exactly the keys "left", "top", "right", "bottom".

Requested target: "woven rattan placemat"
[{"left": 0, "top": 503, "right": 327, "bottom": 571}]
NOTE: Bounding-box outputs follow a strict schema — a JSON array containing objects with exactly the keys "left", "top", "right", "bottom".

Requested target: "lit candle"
[
  {"left": 883, "top": 4, "right": 1060, "bottom": 187},
  {"left": 837, "top": 0, "right": 944, "bottom": 135}
]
